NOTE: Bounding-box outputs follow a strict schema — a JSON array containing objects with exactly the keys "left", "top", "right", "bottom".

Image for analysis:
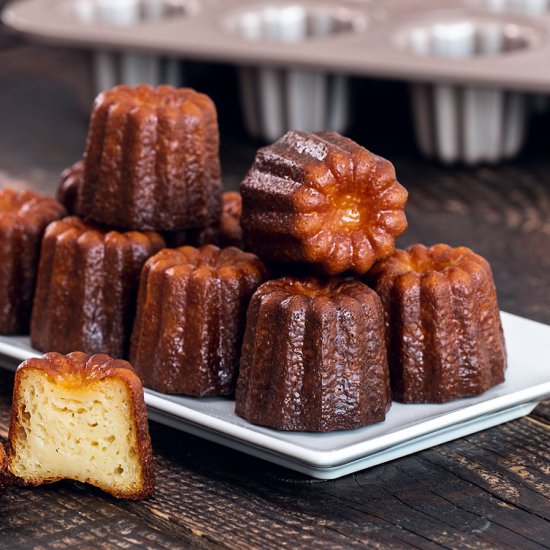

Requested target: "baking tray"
[
  {"left": 5, "top": 0, "right": 550, "bottom": 163},
  {"left": 0, "top": 311, "right": 548, "bottom": 479},
  {"left": 4, "top": 0, "right": 550, "bottom": 92}
]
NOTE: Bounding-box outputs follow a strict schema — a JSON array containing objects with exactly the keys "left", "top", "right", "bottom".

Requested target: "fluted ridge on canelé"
[
  {"left": 240, "top": 130, "right": 408, "bottom": 275},
  {"left": 130, "top": 244, "right": 268, "bottom": 396},
  {"left": 0, "top": 188, "right": 66, "bottom": 334},
  {"left": 235, "top": 277, "right": 391, "bottom": 432},
  {"left": 31, "top": 216, "right": 165, "bottom": 358},
  {"left": 369, "top": 243, "right": 507, "bottom": 403},
  {"left": 78, "top": 84, "right": 222, "bottom": 231}
]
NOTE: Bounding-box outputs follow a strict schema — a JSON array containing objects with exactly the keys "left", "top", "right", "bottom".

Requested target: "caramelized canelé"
[
  {"left": 235, "top": 276, "right": 391, "bottom": 431},
  {"left": 0, "top": 188, "right": 66, "bottom": 334},
  {"left": 57, "top": 159, "right": 84, "bottom": 215},
  {"left": 7, "top": 352, "right": 154, "bottom": 499},
  {"left": 369, "top": 243, "right": 507, "bottom": 403},
  {"left": 0, "top": 443, "right": 8, "bottom": 492},
  {"left": 78, "top": 84, "right": 222, "bottom": 231},
  {"left": 131, "top": 244, "right": 267, "bottom": 396},
  {"left": 31, "top": 216, "right": 164, "bottom": 357},
  {"left": 165, "top": 191, "right": 244, "bottom": 250},
  {"left": 240, "top": 130, "right": 408, "bottom": 275},
  {"left": 194, "top": 191, "right": 244, "bottom": 249}
]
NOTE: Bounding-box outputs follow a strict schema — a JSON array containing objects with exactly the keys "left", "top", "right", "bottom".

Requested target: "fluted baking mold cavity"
[{"left": 227, "top": 3, "right": 367, "bottom": 142}]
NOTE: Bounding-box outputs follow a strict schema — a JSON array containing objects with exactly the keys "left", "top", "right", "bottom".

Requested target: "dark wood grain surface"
[{"left": 0, "top": 44, "right": 549, "bottom": 549}]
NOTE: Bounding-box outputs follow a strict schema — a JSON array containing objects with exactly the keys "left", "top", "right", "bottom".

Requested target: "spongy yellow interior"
[{"left": 10, "top": 369, "right": 141, "bottom": 493}]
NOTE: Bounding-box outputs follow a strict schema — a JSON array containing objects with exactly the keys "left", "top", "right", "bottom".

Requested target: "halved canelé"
[{"left": 7, "top": 352, "right": 154, "bottom": 500}]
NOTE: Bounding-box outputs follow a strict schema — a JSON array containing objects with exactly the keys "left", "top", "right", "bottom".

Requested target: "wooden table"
[{"left": 0, "top": 44, "right": 549, "bottom": 549}]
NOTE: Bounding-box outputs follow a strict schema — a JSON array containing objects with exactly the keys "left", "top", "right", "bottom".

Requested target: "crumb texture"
[{"left": 10, "top": 368, "right": 145, "bottom": 497}]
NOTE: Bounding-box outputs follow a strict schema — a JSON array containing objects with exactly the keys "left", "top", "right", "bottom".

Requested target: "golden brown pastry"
[
  {"left": 240, "top": 130, "right": 408, "bottom": 275},
  {"left": 57, "top": 159, "right": 83, "bottom": 215},
  {"left": 78, "top": 84, "right": 222, "bottom": 231},
  {"left": 0, "top": 443, "right": 9, "bottom": 492},
  {"left": 7, "top": 352, "right": 154, "bottom": 500},
  {"left": 163, "top": 191, "right": 244, "bottom": 249},
  {"left": 31, "top": 216, "right": 165, "bottom": 358},
  {"left": 193, "top": 191, "right": 244, "bottom": 249},
  {"left": 368, "top": 243, "right": 507, "bottom": 403},
  {"left": 131, "top": 244, "right": 267, "bottom": 396},
  {"left": 0, "top": 188, "right": 66, "bottom": 334},
  {"left": 235, "top": 276, "right": 391, "bottom": 431}
]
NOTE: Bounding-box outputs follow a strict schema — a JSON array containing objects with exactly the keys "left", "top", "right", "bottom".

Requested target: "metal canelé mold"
[{"left": 3, "top": 0, "right": 550, "bottom": 163}]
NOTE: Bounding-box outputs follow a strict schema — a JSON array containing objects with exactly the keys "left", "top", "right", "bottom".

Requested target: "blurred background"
[
  {"left": 0, "top": 11, "right": 421, "bottom": 191},
  {"left": 2, "top": 0, "right": 550, "bottom": 188},
  {"left": 0, "top": 0, "right": 549, "bottom": 320}
]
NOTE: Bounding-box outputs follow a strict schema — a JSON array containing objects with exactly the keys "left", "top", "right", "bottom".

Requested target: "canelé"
[
  {"left": 57, "top": 160, "right": 83, "bottom": 215},
  {"left": 240, "top": 130, "right": 408, "bottom": 275},
  {"left": 194, "top": 191, "right": 244, "bottom": 249},
  {"left": 131, "top": 244, "right": 267, "bottom": 396},
  {"left": 164, "top": 191, "right": 244, "bottom": 249},
  {"left": 235, "top": 276, "right": 391, "bottom": 431},
  {"left": 31, "top": 216, "right": 164, "bottom": 357},
  {"left": 0, "top": 443, "right": 8, "bottom": 492},
  {"left": 78, "top": 84, "right": 222, "bottom": 231},
  {"left": 8, "top": 352, "right": 154, "bottom": 500},
  {"left": 369, "top": 243, "right": 507, "bottom": 403},
  {"left": 0, "top": 188, "right": 66, "bottom": 334}
]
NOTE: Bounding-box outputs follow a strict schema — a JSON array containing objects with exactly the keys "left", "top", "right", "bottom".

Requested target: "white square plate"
[{"left": 0, "top": 312, "right": 548, "bottom": 479}]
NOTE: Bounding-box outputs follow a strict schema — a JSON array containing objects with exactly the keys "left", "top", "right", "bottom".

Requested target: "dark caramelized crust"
[
  {"left": 78, "top": 84, "right": 222, "bottom": 231},
  {"left": 31, "top": 216, "right": 165, "bottom": 358},
  {"left": 240, "top": 131, "right": 408, "bottom": 275},
  {"left": 57, "top": 160, "right": 84, "bottom": 215},
  {"left": 165, "top": 192, "right": 244, "bottom": 250},
  {"left": 131, "top": 244, "right": 267, "bottom": 396},
  {"left": 0, "top": 443, "right": 8, "bottom": 492},
  {"left": 17, "top": 351, "right": 136, "bottom": 381},
  {"left": 235, "top": 276, "right": 391, "bottom": 431},
  {"left": 8, "top": 352, "right": 154, "bottom": 500},
  {"left": 0, "top": 188, "right": 66, "bottom": 334},
  {"left": 369, "top": 243, "right": 507, "bottom": 403},
  {"left": 194, "top": 191, "right": 244, "bottom": 248}
]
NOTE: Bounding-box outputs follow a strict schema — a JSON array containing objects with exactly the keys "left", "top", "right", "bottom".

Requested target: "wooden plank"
[
  {"left": 1, "top": 357, "right": 549, "bottom": 549},
  {"left": 128, "top": 415, "right": 548, "bottom": 550},
  {"left": 0, "top": 484, "right": 200, "bottom": 549}
]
